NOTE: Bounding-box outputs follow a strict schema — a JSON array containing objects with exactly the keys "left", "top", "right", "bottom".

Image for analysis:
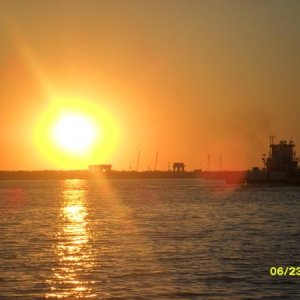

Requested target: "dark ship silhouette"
[{"left": 246, "top": 137, "right": 300, "bottom": 184}]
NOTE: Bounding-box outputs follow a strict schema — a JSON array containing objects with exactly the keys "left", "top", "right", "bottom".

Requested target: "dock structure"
[
  {"left": 173, "top": 162, "right": 185, "bottom": 172},
  {"left": 89, "top": 164, "right": 112, "bottom": 172}
]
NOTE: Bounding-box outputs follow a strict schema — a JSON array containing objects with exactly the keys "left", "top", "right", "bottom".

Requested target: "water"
[{"left": 0, "top": 178, "right": 300, "bottom": 299}]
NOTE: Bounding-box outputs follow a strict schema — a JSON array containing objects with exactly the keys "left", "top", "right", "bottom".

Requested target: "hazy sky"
[{"left": 0, "top": 0, "right": 300, "bottom": 170}]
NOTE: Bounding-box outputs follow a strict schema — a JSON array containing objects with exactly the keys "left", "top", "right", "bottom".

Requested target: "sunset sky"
[{"left": 0, "top": 0, "right": 300, "bottom": 171}]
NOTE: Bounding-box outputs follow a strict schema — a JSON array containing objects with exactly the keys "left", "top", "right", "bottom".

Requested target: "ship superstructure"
[
  {"left": 247, "top": 137, "right": 299, "bottom": 183},
  {"left": 263, "top": 137, "right": 298, "bottom": 173}
]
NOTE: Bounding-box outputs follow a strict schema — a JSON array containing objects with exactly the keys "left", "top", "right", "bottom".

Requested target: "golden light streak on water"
[{"left": 46, "top": 180, "right": 96, "bottom": 299}]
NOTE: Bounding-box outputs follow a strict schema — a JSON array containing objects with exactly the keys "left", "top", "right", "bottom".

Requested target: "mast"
[
  {"left": 269, "top": 136, "right": 275, "bottom": 158},
  {"left": 207, "top": 154, "right": 211, "bottom": 171},
  {"left": 136, "top": 150, "right": 140, "bottom": 171},
  {"left": 154, "top": 151, "right": 158, "bottom": 171}
]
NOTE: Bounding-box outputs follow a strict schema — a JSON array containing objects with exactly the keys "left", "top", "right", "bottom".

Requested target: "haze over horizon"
[{"left": 0, "top": 0, "right": 300, "bottom": 171}]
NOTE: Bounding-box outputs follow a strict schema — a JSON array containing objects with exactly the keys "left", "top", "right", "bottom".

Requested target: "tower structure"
[
  {"left": 266, "top": 139, "right": 298, "bottom": 172},
  {"left": 173, "top": 162, "right": 185, "bottom": 172}
]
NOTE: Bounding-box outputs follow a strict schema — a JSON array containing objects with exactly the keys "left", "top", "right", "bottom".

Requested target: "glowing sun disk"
[{"left": 52, "top": 113, "right": 96, "bottom": 154}]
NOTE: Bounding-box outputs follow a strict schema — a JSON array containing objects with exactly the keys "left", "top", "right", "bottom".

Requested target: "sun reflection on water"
[{"left": 46, "top": 180, "right": 96, "bottom": 298}]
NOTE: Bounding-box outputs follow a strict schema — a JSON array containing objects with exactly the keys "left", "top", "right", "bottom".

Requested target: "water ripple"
[{"left": 0, "top": 179, "right": 299, "bottom": 299}]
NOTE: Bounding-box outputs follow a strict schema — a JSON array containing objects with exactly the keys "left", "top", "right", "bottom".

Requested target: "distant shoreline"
[{"left": 0, "top": 170, "right": 247, "bottom": 183}]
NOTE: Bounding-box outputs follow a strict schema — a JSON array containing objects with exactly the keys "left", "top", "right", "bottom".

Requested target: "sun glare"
[
  {"left": 33, "top": 95, "right": 120, "bottom": 169},
  {"left": 51, "top": 113, "right": 97, "bottom": 155}
]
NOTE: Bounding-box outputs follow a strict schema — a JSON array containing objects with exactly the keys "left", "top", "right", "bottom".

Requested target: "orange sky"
[{"left": 0, "top": 0, "right": 300, "bottom": 171}]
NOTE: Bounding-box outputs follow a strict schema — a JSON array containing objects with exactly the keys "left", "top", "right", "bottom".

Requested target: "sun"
[
  {"left": 33, "top": 95, "right": 120, "bottom": 169},
  {"left": 51, "top": 112, "right": 97, "bottom": 155}
]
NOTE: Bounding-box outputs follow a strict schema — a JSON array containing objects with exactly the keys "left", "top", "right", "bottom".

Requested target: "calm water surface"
[{"left": 0, "top": 178, "right": 300, "bottom": 299}]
